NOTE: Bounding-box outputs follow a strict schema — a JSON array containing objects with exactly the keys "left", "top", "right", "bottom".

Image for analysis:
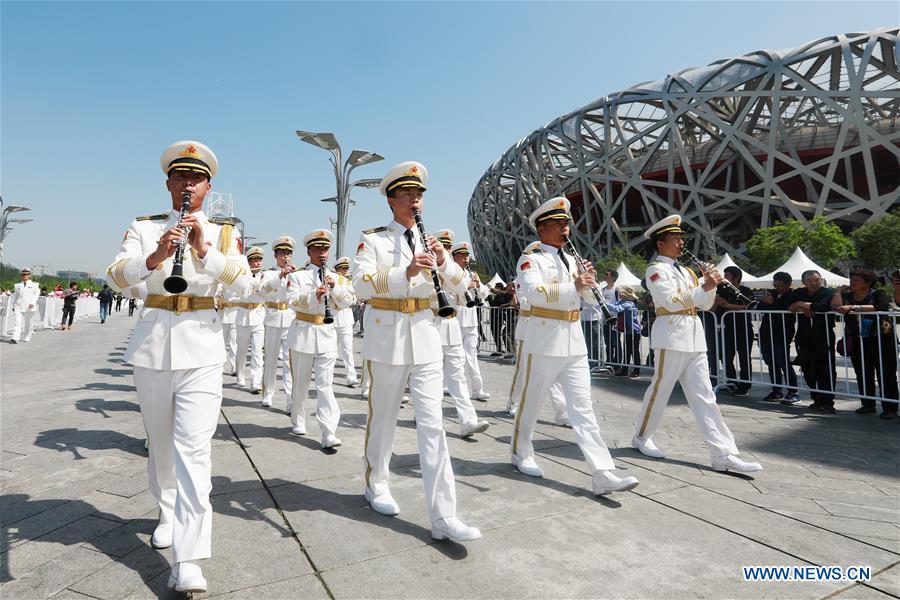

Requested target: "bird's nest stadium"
[{"left": 467, "top": 28, "right": 900, "bottom": 278}]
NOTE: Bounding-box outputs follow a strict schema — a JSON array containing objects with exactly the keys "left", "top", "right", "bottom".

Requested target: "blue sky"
[{"left": 1, "top": 1, "right": 892, "bottom": 275}]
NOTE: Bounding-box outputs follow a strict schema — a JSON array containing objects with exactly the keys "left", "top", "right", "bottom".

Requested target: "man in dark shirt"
[
  {"left": 98, "top": 284, "right": 114, "bottom": 324},
  {"left": 759, "top": 272, "right": 799, "bottom": 404},
  {"left": 714, "top": 266, "right": 754, "bottom": 396},
  {"left": 61, "top": 282, "right": 78, "bottom": 331},
  {"left": 488, "top": 282, "right": 512, "bottom": 356},
  {"left": 789, "top": 270, "right": 837, "bottom": 413}
]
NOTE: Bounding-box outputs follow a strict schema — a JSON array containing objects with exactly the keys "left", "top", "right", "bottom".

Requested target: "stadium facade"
[{"left": 468, "top": 28, "right": 900, "bottom": 278}]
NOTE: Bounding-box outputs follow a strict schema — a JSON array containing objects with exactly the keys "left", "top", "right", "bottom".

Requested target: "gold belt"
[
  {"left": 295, "top": 311, "right": 326, "bottom": 325},
  {"left": 369, "top": 297, "right": 430, "bottom": 314},
  {"left": 530, "top": 306, "right": 580, "bottom": 322},
  {"left": 145, "top": 294, "right": 216, "bottom": 315},
  {"left": 265, "top": 301, "right": 289, "bottom": 310},
  {"left": 519, "top": 309, "right": 532, "bottom": 318},
  {"left": 432, "top": 309, "right": 456, "bottom": 318},
  {"left": 656, "top": 307, "right": 698, "bottom": 316},
  {"left": 223, "top": 301, "right": 262, "bottom": 310}
]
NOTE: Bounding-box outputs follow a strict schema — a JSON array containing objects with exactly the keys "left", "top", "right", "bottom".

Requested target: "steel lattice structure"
[{"left": 468, "top": 28, "right": 900, "bottom": 277}]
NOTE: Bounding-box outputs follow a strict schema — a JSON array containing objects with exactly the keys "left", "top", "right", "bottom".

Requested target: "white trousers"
[
  {"left": 222, "top": 324, "right": 237, "bottom": 373},
  {"left": 360, "top": 358, "right": 369, "bottom": 393},
  {"left": 364, "top": 359, "right": 456, "bottom": 522},
  {"left": 512, "top": 354, "right": 615, "bottom": 473},
  {"left": 508, "top": 340, "right": 568, "bottom": 421},
  {"left": 262, "top": 325, "right": 292, "bottom": 403},
  {"left": 133, "top": 364, "right": 222, "bottom": 563},
  {"left": 635, "top": 349, "right": 739, "bottom": 458},
  {"left": 335, "top": 324, "right": 358, "bottom": 384},
  {"left": 460, "top": 325, "right": 485, "bottom": 394},
  {"left": 290, "top": 350, "right": 340, "bottom": 437},
  {"left": 12, "top": 310, "right": 36, "bottom": 341},
  {"left": 235, "top": 324, "right": 264, "bottom": 389},
  {"left": 442, "top": 343, "right": 479, "bottom": 428}
]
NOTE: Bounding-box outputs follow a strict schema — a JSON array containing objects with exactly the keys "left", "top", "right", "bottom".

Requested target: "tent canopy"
[
  {"left": 612, "top": 261, "right": 643, "bottom": 288},
  {"left": 486, "top": 273, "right": 506, "bottom": 288},
  {"left": 747, "top": 247, "right": 850, "bottom": 289}
]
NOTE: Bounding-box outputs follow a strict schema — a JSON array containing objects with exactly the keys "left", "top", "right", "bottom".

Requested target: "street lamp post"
[
  {"left": 295, "top": 131, "right": 384, "bottom": 257},
  {"left": 0, "top": 196, "right": 32, "bottom": 263}
]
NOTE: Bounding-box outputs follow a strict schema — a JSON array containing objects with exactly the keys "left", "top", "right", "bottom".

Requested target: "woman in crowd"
[{"left": 606, "top": 285, "right": 643, "bottom": 378}]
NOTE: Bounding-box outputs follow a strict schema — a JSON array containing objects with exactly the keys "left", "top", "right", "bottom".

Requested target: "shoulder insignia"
[
  {"left": 135, "top": 213, "right": 168, "bottom": 221},
  {"left": 356, "top": 242, "right": 366, "bottom": 254},
  {"left": 520, "top": 261, "right": 532, "bottom": 271},
  {"left": 362, "top": 226, "right": 387, "bottom": 235},
  {"left": 209, "top": 216, "right": 239, "bottom": 226},
  {"left": 218, "top": 223, "right": 234, "bottom": 253},
  {"left": 650, "top": 272, "right": 660, "bottom": 282}
]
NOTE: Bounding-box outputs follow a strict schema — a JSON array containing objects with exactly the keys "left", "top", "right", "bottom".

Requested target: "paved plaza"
[{"left": 1, "top": 314, "right": 899, "bottom": 599}]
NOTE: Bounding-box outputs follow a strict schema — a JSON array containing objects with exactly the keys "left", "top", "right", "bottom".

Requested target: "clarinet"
[
  {"left": 464, "top": 269, "right": 484, "bottom": 308},
  {"left": 562, "top": 237, "right": 616, "bottom": 321},
  {"left": 163, "top": 190, "right": 192, "bottom": 294},
  {"left": 679, "top": 248, "right": 757, "bottom": 305},
  {"left": 319, "top": 257, "right": 335, "bottom": 324},
  {"left": 411, "top": 209, "right": 456, "bottom": 318}
]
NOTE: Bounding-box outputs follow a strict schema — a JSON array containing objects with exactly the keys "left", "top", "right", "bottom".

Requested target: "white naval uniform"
[
  {"left": 635, "top": 256, "right": 739, "bottom": 458},
  {"left": 106, "top": 209, "right": 251, "bottom": 563},
  {"left": 434, "top": 275, "right": 481, "bottom": 434},
  {"left": 285, "top": 264, "right": 352, "bottom": 437},
  {"left": 334, "top": 281, "right": 359, "bottom": 386},
  {"left": 457, "top": 273, "right": 489, "bottom": 396},
  {"left": 220, "top": 289, "right": 240, "bottom": 374},
  {"left": 260, "top": 269, "right": 294, "bottom": 406},
  {"left": 11, "top": 279, "right": 40, "bottom": 341},
  {"left": 234, "top": 271, "right": 266, "bottom": 390},
  {"left": 353, "top": 221, "right": 469, "bottom": 522},
  {"left": 511, "top": 243, "right": 616, "bottom": 473}
]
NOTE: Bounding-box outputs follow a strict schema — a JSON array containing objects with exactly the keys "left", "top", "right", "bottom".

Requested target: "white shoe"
[
  {"left": 431, "top": 516, "right": 482, "bottom": 542},
  {"left": 150, "top": 521, "right": 172, "bottom": 549},
  {"left": 22, "top": 337, "right": 31, "bottom": 343},
  {"left": 471, "top": 390, "right": 491, "bottom": 401},
  {"left": 236, "top": 377, "right": 247, "bottom": 387},
  {"left": 511, "top": 455, "right": 543, "bottom": 477},
  {"left": 592, "top": 470, "right": 640, "bottom": 495},
  {"left": 167, "top": 561, "right": 207, "bottom": 594},
  {"left": 711, "top": 455, "right": 763, "bottom": 474},
  {"left": 364, "top": 488, "right": 399, "bottom": 516},
  {"left": 460, "top": 420, "right": 490, "bottom": 438},
  {"left": 361, "top": 388, "right": 369, "bottom": 399},
  {"left": 291, "top": 424, "right": 307, "bottom": 436},
  {"left": 321, "top": 434, "right": 342, "bottom": 448},
  {"left": 632, "top": 435, "right": 666, "bottom": 459},
  {"left": 260, "top": 396, "right": 273, "bottom": 407},
  {"left": 346, "top": 380, "right": 359, "bottom": 388}
]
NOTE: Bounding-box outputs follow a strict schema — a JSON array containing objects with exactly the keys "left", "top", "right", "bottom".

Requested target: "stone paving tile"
[
  {"left": 205, "top": 574, "right": 329, "bottom": 599},
  {"left": 0, "top": 546, "right": 113, "bottom": 599},
  {"left": 867, "top": 562, "right": 900, "bottom": 597},
  {"left": 68, "top": 543, "right": 172, "bottom": 600}
]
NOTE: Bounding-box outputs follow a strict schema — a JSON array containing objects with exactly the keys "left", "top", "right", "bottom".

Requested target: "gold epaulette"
[
  {"left": 362, "top": 226, "right": 387, "bottom": 234},
  {"left": 209, "top": 216, "right": 239, "bottom": 225},
  {"left": 136, "top": 213, "right": 168, "bottom": 221}
]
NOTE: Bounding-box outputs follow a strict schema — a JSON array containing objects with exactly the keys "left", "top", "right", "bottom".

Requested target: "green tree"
[
  {"left": 851, "top": 208, "right": 900, "bottom": 272},
  {"left": 745, "top": 216, "right": 853, "bottom": 272},
  {"left": 594, "top": 247, "right": 648, "bottom": 280}
]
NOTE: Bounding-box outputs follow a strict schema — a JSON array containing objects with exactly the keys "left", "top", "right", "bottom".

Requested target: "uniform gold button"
[{"left": 375, "top": 318, "right": 381, "bottom": 324}]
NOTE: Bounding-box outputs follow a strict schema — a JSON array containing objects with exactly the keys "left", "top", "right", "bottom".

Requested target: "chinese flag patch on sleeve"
[
  {"left": 520, "top": 261, "right": 531, "bottom": 271},
  {"left": 356, "top": 242, "right": 365, "bottom": 254},
  {"left": 650, "top": 272, "right": 660, "bottom": 282}
]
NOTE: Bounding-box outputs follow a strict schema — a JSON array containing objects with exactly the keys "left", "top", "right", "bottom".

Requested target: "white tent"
[
  {"left": 713, "top": 253, "right": 768, "bottom": 287},
  {"left": 486, "top": 273, "right": 506, "bottom": 288},
  {"left": 749, "top": 247, "right": 850, "bottom": 289},
  {"left": 714, "top": 253, "right": 742, "bottom": 272},
  {"left": 613, "top": 261, "right": 643, "bottom": 288}
]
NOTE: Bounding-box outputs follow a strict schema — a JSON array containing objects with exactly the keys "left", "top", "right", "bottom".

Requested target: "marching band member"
[
  {"left": 333, "top": 256, "right": 360, "bottom": 388},
  {"left": 233, "top": 247, "right": 266, "bottom": 394},
  {"left": 106, "top": 140, "right": 250, "bottom": 593},
  {"left": 284, "top": 229, "right": 352, "bottom": 448},
  {"left": 632, "top": 215, "right": 762, "bottom": 474},
  {"left": 433, "top": 234, "right": 490, "bottom": 438},
  {"left": 456, "top": 248, "right": 490, "bottom": 401},
  {"left": 10, "top": 267, "right": 40, "bottom": 343},
  {"left": 511, "top": 197, "right": 638, "bottom": 495},
  {"left": 259, "top": 236, "right": 296, "bottom": 408},
  {"left": 354, "top": 160, "right": 481, "bottom": 542},
  {"left": 220, "top": 285, "right": 239, "bottom": 376}
]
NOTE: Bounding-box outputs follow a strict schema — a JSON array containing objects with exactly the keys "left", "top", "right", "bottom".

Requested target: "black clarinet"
[
  {"left": 562, "top": 237, "right": 616, "bottom": 321},
  {"left": 411, "top": 209, "right": 456, "bottom": 318},
  {"left": 163, "top": 190, "right": 192, "bottom": 294},
  {"left": 319, "top": 257, "right": 335, "bottom": 324},
  {"left": 464, "top": 269, "right": 484, "bottom": 308},
  {"left": 679, "top": 249, "right": 757, "bottom": 305}
]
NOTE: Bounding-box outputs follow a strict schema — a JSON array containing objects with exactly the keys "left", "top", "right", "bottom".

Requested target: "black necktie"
[
  {"left": 404, "top": 229, "right": 415, "bottom": 252},
  {"left": 673, "top": 261, "right": 683, "bottom": 273},
  {"left": 557, "top": 248, "right": 571, "bottom": 273}
]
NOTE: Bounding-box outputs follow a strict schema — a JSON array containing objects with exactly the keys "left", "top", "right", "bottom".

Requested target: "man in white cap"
[
  {"left": 332, "top": 256, "right": 359, "bottom": 387},
  {"left": 449, "top": 240, "right": 493, "bottom": 402},
  {"left": 233, "top": 247, "right": 266, "bottom": 393},
  {"left": 433, "top": 234, "right": 491, "bottom": 438},
  {"left": 284, "top": 229, "right": 353, "bottom": 448},
  {"left": 632, "top": 215, "right": 762, "bottom": 474},
  {"left": 10, "top": 267, "right": 40, "bottom": 343},
  {"left": 106, "top": 140, "right": 251, "bottom": 593},
  {"left": 259, "top": 236, "right": 296, "bottom": 408},
  {"left": 511, "top": 196, "right": 639, "bottom": 495},
  {"left": 354, "top": 160, "right": 481, "bottom": 542}
]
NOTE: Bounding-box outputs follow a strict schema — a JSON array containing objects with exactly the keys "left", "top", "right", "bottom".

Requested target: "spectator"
[
  {"left": 61, "top": 282, "right": 79, "bottom": 331},
  {"left": 715, "top": 266, "right": 754, "bottom": 397},
  {"left": 40, "top": 286, "right": 49, "bottom": 297},
  {"left": 759, "top": 272, "right": 799, "bottom": 404},
  {"left": 128, "top": 297, "right": 138, "bottom": 317},
  {"left": 606, "top": 285, "right": 642, "bottom": 378},
  {"left": 831, "top": 270, "right": 899, "bottom": 419},
  {"left": 601, "top": 270, "right": 621, "bottom": 365},
  {"left": 115, "top": 293, "right": 123, "bottom": 312},
  {"left": 53, "top": 284, "right": 64, "bottom": 297},
  {"left": 488, "top": 282, "right": 513, "bottom": 356},
  {"left": 98, "top": 284, "right": 114, "bottom": 324},
  {"left": 638, "top": 283, "right": 657, "bottom": 367},
  {"left": 789, "top": 270, "right": 837, "bottom": 413},
  {"left": 891, "top": 270, "right": 900, "bottom": 310}
]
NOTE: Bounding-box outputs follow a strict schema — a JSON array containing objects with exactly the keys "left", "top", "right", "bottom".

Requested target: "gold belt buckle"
[
  {"left": 174, "top": 295, "right": 190, "bottom": 315},
  {"left": 400, "top": 298, "right": 417, "bottom": 313}
]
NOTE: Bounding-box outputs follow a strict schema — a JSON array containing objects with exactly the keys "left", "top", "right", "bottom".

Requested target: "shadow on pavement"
[
  {"left": 75, "top": 398, "right": 140, "bottom": 419},
  {"left": 34, "top": 428, "right": 145, "bottom": 460}
]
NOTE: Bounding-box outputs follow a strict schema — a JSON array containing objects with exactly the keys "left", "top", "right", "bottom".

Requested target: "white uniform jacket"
[
  {"left": 645, "top": 256, "right": 715, "bottom": 353},
  {"left": 106, "top": 209, "right": 251, "bottom": 370},
  {"left": 515, "top": 243, "right": 597, "bottom": 357},
  {"left": 334, "top": 281, "right": 357, "bottom": 329},
  {"left": 353, "top": 221, "right": 468, "bottom": 365},
  {"left": 234, "top": 271, "right": 266, "bottom": 328},
  {"left": 12, "top": 280, "right": 40, "bottom": 312},
  {"left": 285, "top": 264, "right": 352, "bottom": 355},
  {"left": 456, "top": 272, "right": 489, "bottom": 329},
  {"left": 260, "top": 269, "right": 295, "bottom": 328}
]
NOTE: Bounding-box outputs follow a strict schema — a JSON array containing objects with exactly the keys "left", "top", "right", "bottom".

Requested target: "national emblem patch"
[
  {"left": 650, "top": 272, "right": 660, "bottom": 282},
  {"left": 356, "top": 242, "right": 365, "bottom": 254},
  {"left": 520, "top": 261, "right": 531, "bottom": 271}
]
